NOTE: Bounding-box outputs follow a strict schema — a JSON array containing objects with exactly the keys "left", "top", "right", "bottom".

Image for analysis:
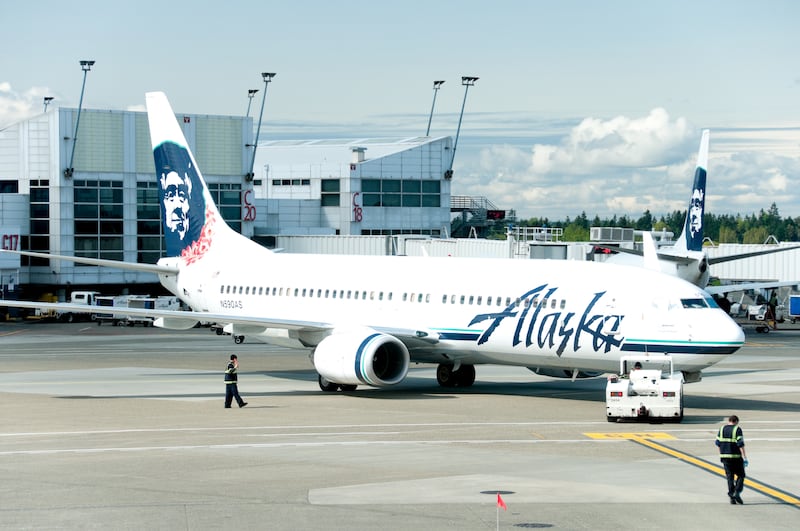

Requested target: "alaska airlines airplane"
[
  {"left": 604, "top": 130, "right": 798, "bottom": 296},
  {"left": 0, "top": 93, "right": 745, "bottom": 392}
]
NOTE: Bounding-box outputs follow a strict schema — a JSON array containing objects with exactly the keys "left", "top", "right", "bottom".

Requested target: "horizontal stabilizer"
[{"left": 0, "top": 249, "right": 178, "bottom": 275}]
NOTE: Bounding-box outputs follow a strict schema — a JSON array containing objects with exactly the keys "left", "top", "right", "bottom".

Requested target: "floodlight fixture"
[
  {"left": 245, "top": 88, "right": 259, "bottom": 118},
  {"left": 43, "top": 97, "right": 54, "bottom": 112},
  {"left": 449, "top": 75, "right": 479, "bottom": 174},
  {"left": 246, "top": 72, "right": 277, "bottom": 181},
  {"left": 65, "top": 60, "right": 95, "bottom": 179},
  {"left": 426, "top": 80, "right": 446, "bottom": 136}
]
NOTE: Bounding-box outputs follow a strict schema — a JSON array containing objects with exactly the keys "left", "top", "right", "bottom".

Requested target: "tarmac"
[{"left": 0, "top": 319, "right": 798, "bottom": 530}]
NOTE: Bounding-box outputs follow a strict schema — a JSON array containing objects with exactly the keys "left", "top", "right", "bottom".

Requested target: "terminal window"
[
  {"left": 73, "top": 180, "right": 123, "bottom": 262},
  {"left": 362, "top": 179, "right": 440, "bottom": 208},
  {"left": 321, "top": 179, "right": 340, "bottom": 207}
]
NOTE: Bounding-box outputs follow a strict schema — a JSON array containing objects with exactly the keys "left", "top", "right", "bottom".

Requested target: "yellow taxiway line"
[{"left": 585, "top": 432, "right": 800, "bottom": 508}]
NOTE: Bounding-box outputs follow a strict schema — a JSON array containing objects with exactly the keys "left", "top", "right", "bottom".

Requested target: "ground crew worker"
[
  {"left": 768, "top": 291, "right": 778, "bottom": 329},
  {"left": 224, "top": 354, "right": 247, "bottom": 408},
  {"left": 715, "top": 414, "right": 748, "bottom": 504}
]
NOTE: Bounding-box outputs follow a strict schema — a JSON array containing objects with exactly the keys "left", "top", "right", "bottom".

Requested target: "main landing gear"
[
  {"left": 436, "top": 363, "right": 476, "bottom": 388},
  {"left": 318, "top": 375, "right": 357, "bottom": 392}
]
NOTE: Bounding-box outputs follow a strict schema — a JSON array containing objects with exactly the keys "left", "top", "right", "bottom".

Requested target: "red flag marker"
[{"left": 497, "top": 492, "right": 507, "bottom": 511}]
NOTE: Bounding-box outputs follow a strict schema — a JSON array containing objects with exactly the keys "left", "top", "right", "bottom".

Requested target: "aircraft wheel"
[
  {"left": 455, "top": 364, "right": 476, "bottom": 387},
  {"left": 215, "top": 328, "right": 223, "bottom": 335},
  {"left": 436, "top": 364, "right": 457, "bottom": 387},
  {"left": 234, "top": 335, "right": 244, "bottom": 344},
  {"left": 318, "top": 375, "right": 339, "bottom": 392},
  {"left": 607, "top": 416, "right": 619, "bottom": 423},
  {"left": 340, "top": 384, "right": 357, "bottom": 392}
]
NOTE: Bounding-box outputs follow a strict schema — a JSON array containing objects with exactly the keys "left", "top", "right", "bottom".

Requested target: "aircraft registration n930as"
[{"left": 0, "top": 92, "right": 745, "bottom": 393}]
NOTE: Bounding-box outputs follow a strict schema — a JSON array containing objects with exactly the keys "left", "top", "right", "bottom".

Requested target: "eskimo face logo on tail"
[
  {"left": 685, "top": 166, "right": 707, "bottom": 252},
  {"left": 154, "top": 141, "right": 215, "bottom": 263}
]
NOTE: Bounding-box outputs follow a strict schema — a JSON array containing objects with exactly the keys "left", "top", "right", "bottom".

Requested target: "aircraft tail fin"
[
  {"left": 145, "top": 91, "right": 237, "bottom": 263},
  {"left": 674, "top": 129, "right": 709, "bottom": 254}
]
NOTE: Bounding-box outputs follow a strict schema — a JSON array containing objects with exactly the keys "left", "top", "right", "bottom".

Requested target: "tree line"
[{"left": 509, "top": 203, "right": 800, "bottom": 244}]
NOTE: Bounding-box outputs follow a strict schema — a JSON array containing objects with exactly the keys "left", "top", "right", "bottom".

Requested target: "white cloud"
[
  {"left": 466, "top": 109, "right": 800, "bottom": 220},
  {"left": 0, "top": 82, "right": 57, "bottom": 127}
]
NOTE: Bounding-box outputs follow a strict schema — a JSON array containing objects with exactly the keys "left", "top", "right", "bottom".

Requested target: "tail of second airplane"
[
  {"left": 673, "top": 129, "right": 709, "bottom": 254},
  {"left": 146, "top": 91, "right": 262, "bottom": 265}
]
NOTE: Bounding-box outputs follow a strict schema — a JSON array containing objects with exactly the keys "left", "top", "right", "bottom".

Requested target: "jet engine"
[
  {"left": 313, "top": 327, "right": 410, "bottom": 387},
  {"left": 528, "top": 367, "right": 603, "bottom": 379}
]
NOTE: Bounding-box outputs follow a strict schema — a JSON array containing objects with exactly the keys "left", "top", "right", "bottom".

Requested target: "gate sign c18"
[{"left": 352, "top": 192, "right": 363, "bottom": 222}]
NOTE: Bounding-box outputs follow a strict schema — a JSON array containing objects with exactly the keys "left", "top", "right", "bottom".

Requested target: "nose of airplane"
[{"left": 719, "top": 310, "right": 745, "bottom": 351}]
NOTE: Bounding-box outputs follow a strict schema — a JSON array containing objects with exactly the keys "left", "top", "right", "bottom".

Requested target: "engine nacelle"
[
  {"left": 528, "top": 367, "right": 603, "bottom": 379},
  {"left": 313, "top": 328, "right": 410, "bottom": 387}
]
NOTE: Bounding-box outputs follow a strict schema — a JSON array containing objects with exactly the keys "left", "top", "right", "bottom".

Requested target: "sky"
[{"left": 1, "top": 0, "right": 799, "bottom": 223}]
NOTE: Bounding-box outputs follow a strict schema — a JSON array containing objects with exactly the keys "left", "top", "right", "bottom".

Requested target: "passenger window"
[
  {"left": 551, "top": 299, "right": 556, "bottom": 309},
  {"left": 442, "top": 294, "right": 448, "bottom": 304},
  {"left": 379, "top": 292, "right": 384, "bottom": 301},
  {"left": 451, "top": 294, "right": 456, "bottom": 304},
  {"left": 238, "top": 286, "right": 243, "bottom": 295},
  {"left": 460, "top": 295, "right": 465, "bottom": 304},
  {"left": 419, "top": 293, "right": 424, "bottom": 303},
  {"left": 560, "top": 299, "right": 566, "bottom": 309},
  {"left": 477, "top": 296, "right": 482, "bottom": 305}
]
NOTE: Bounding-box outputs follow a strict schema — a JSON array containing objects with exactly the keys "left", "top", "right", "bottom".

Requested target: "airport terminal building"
[{"left": 0, "top": 105, "right": 452, "bottom": 299}]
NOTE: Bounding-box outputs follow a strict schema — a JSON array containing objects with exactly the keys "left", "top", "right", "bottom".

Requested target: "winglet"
[
  {"left": 641, "top": 231, "right": 661, "bottom": 271},
  {"left": 674, "top": 130, "right": 709, "bottom": 253}
]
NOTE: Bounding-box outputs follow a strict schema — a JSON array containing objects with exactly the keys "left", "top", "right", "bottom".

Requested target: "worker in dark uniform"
[
  {"left": 767, "top": 291, "right": 778, "bottom": 329},
  {"left": 716, "top": 414, "right": 748, "bottom": 504},
  {"left": 224, "top": 354, "right": 248, "bottom": 408}
]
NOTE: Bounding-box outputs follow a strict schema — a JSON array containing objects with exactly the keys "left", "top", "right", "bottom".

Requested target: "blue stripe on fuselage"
[
  {"left": 621, "top": 342, "right": 739, "bottom": 355},
  {"left": 436, "top": 331, "right": 482, "bottom": 342}
]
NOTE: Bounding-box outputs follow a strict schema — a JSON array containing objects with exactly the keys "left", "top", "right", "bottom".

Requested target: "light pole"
[
  {"left": 245, "top": 88, "right": 259, "bottom": 118},
  {"left": 43, "top": 97, "right": 54, "bottom": 113},
  {"left": 246, "top": 72, "right": 275, "bottom": 181},
  {"left": 65, "top": 60, "right": 95, "bottom": 179},
  {"left": 425, "top": 80, "right": 445, "bottom": 136},
  {"left": 448, "top": 76, "right": 478, "bottom": 177}
]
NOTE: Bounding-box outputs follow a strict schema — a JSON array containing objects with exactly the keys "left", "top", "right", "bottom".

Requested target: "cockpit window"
[{"left": 681, "top": 298, "right": 708, "bottom": 309}]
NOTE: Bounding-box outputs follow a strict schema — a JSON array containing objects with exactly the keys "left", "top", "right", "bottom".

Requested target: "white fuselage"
[{"left": 168, "top": 246, "right": 743, "bottom": 376}]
